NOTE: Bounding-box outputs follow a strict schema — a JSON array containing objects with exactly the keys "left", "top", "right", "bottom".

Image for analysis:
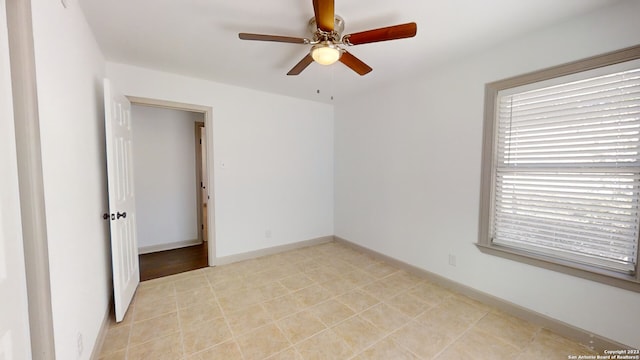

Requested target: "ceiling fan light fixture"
[{"left": 311, "top": 42, "right": 342, "bottom": 65}]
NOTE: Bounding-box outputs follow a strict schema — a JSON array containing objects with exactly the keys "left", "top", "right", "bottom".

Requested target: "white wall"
[
  {"left": 132, "top": 105, "right": 201, "bottom": 251},
  {"left": 30, "top": 0, "right": 110, "bottom": 358},
  {"left": 0, "top": 0, "right": 32, "bottom": 357},
  {"left": 334, "top": 1, "right": 640, "bottom": 349},
  {"left": 107, "top": 63, "right": 335, "bottom": 258}
]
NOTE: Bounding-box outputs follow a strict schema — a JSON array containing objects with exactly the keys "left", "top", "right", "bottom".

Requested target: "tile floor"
[{"left": 98, "top": 241, "right": 598, "bottom": 359}]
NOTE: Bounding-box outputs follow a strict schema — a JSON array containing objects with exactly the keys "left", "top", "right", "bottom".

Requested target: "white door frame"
[
  {"left": 127, "top": 96, "right": 216, "bottom": 265},
  {"left": 5, "top": 0, "right": 56, "bottom": 356}
]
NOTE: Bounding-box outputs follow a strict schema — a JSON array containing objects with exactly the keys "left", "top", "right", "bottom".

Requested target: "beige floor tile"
[
  {"left": 382, "top": 271, "right": 421, "bottom": 293},
  {"left": 129, "top": 312, "right": 179, "bottom": 345},
  {"left": 98, "top": 349, "right": 126, "bottom": 360},
  {"left": 186, "top": 340, "right": 243, "bottom": 360},
  {"left": 217, "top": 287, "right": 264, "bottom": 313},
  {"left": 257, "top": 281, "right": 290, "bottom": 302},
  {"left": 363, "top": 261, "right": 398, "bottom": 278},
  {"left": 176, "top": 286, "right": 216, "bottom": 309},
  {"left": 266, "top": 346, "right": 303, "bottom": 360},
  {"left": 278, "top": 310, "right": 327, "bottom": 344},
  {"left": 263, "top": 293, "right": 305, "bottom": 320},
  {"left": 232, "top": 258, "right": 265, "bottom": 274},
  {"left": 474, "top": 311, "right": 538, "bottom": 349},
  {"left": 309, "top": 299, "right": 355, "bottom": 327},
  {"left": 340, "top": 269, "right": 376, "bottom": 287},
  {"left": 339, "top": 253, "right": 377, "bottom": 269},
  {"left": 99, "top": 325, "right": 131, "bottom": 356},
  {"left": 320, "top": 277, "right": 358, "bottom": 295},
  {"left": 295, "top": 329, "right": 353, "bottom": 360},
  {"left": 304, "top": 266, "right": 340, "bottom": 283},
  {"left": 225, "top": 303, "right": 273, "bottom": 336},
  {"left": 211, "top": 281, "right": 248, "bottom": 298},
  {"left": 323, "top": 257, "right": 357, "bottom": 274},
  {"left": 407, "top": 281, "right": 453, "bottom": 306},
  {"left": 279, "top": 273, "right": 315, "bottom": 291},
  {"left": 163, "top": 269, "right": 204, "bottom": 282},
  {"left": 392, "top": 320, "right": 456, "bottom": 360},
  {"left": 107, "top": 309, "right": 134, "bottom": 329},
  {"left": 236, "top": 324, "right": 291, "bottom": 359},
  {"left": 362, "top": 279, "right": 405, "bottom": 300},
  {"left": 518, "top": 329, "right": 596, "bottom": 359},
  {"left": 178, "top": 301, "right": 224, "bottom": 331},
  {"left": 134, "top": 282, "right": 176, "bottom": 306},
  {"left": 204, "top": 261, "right": 244, "bottom": 274},
  {"left": 449, "top": 293, "right": 492, "bottom": 312},
  {"left": 173, "top": 274, "right": 210, "bottom": 293},
  {"left": 292, "top": 258, "right": 322, "bottom": 272},
  {"left": 127, "top": 332, "right": 183, "bottom": 360},
  {"left": 416, "top": 295, "right": 488, "bottom": 338},
  {"left": 97, "top": 241, "right": 601, "bottom": 360},
  {"left": 415, "top": 305, "right": 479, "bottom": 340},
  {"left": 352, "top": 336, "right": 419, "bottom": 360},
  {"left": 206, "top": 271, "right": 244, "bottom": 289},
  {"left": 385, "top": 291, "right": 432, "bottom": 318},
  {"left": 332, "top": 315, "right": 385, "bottom": 353},
  {"left": 436, "top": 329, "right": 521, "bottom": 360},
  {"left": 133, "top": 295, "right": 177, "bottom": 322},
  {"left": 182, "top": 317, "right": 233, "bottom": 355},
  {"left": 260, "top": 264, "right": 300, "bottom": 280},
  {"left": 244, "top": 270, "right": 280, "bottom": 289},
  {"left": 337, "top": 289, "right": 380, "bottom": 313},
  {"left": 292, "top": 284, "right": 333, "bottom": 308},
  {"left": 361, "top": 302, "right": 411, "bottom": 334},
  {"left": 139, "top": 275, "right": 174, "bottom": 288}
]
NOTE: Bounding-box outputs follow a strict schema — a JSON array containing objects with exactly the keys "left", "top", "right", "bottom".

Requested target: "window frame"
[{"left": 477, "top": 44, "right": 640, "bottom": 292}]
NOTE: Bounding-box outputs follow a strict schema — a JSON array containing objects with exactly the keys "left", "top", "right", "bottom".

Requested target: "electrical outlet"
[
  {"left": 77, "top": 332, "right": 83, "bottom": 357},
  {"left": 448, "top": 254, "right": 457, "bottom": 267},
  {"left": 265, "top": 229, "right": 272, "bottom": 238}
]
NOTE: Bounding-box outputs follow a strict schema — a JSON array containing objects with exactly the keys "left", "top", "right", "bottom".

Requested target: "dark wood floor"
[{"left": 139, "top": 242, "right": 208, "bottom": 281}]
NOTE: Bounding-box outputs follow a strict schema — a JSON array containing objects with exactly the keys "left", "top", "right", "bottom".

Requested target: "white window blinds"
[{"left": 491, "top": 64, "right": 640, "bottom": 274}]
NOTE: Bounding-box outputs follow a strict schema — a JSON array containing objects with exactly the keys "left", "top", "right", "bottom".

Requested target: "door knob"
[{"left": 117, "top": 211, "right": 127, "bottom": 219}]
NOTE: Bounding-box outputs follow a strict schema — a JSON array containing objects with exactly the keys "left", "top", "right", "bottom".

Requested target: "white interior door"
[{"left": 104, "top": 79, "right": 139, "bottom": 322}]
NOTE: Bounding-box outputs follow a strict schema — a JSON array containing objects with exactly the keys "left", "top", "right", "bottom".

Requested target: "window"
[{"left": 478, "top": 45, "right": 640, "bottom": 291}]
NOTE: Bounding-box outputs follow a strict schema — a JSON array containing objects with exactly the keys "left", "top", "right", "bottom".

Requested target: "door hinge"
[
  {"left": 199, "top": 139, "right": 202, "bottom": 144},
  {"left": 201, "top": 224, "right": 204, "bottom": 230}
]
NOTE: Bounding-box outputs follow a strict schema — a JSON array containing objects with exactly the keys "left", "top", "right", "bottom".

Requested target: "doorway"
[
  {"left": 127, "top": 97, "right": 215, "bottom": 280},
  {"left": 195, "top": 121, "right": 208, "bottom": 244}
]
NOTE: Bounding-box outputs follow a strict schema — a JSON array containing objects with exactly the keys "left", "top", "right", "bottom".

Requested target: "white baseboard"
[
  {"left": 138, "top": 239, "right": 202, "bottom": 254},
  {"left": 90, "top": 300, "right": 112, "bottom": 360},
  {"left": 333, "top": 236, "right": 632, "bottom": 352},
  {"left": 215, "top": 235, "right": 333, "bottom": 265}
]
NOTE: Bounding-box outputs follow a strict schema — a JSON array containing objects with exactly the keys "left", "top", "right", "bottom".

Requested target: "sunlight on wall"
[
  {"left": 0, "top": 206, "right": 6, "bottom": 281},
  {"left": 0, "top": 330, "right": 12, "bottom": 359}
]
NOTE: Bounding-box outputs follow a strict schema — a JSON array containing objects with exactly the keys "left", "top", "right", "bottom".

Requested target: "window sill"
[{"left": 475, "top": 242, "right": 640, "bottom": 293}]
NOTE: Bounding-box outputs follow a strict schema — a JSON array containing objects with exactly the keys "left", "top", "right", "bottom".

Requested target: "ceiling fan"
[{"left": 238, "top": 0, "right": 417, "bottom": 76}]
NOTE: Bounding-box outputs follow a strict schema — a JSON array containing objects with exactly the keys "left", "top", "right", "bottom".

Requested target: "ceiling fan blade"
[
  {"left": 313, "top": 0, "right": 335, "bottom": 32},
  {"left": 343, "top": 22, "right": 417, "bottom": 45},
  {"left": 339, "top": 51, "right": 372, "bottom": 76},
  {"left": 287, "top": 54, "right": 314, "bottom": 75},
  {"left": 239, "top": 33, "right": 308, "bottom": 44}
]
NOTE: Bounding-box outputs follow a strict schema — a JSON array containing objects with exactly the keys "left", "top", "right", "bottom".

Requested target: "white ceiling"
[{"left": 79, "top": 0, "right": 621, "bottom": 103}]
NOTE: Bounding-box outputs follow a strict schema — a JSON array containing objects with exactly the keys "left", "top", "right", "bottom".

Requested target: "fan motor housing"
[{"left": 308, "top": 15, "right": 345, "bottom": 41}]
